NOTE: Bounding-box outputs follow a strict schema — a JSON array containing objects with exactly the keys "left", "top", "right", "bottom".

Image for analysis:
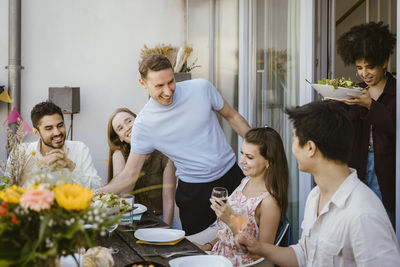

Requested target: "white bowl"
[{"left": 312, "top": 84, "right": 363, "bottom": 100}]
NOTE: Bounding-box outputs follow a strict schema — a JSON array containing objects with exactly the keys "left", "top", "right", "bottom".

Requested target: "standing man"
[
  {"left": 7, "top": 101, "right": 102, "bottom": 189},
  {"left": 237, "top": 101, "right": 400, "bottom": 266},
  {"left": 101, "top": 54, "right": 250, "bottom": 234}
]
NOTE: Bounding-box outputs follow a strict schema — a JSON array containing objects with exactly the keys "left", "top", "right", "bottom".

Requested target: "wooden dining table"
[{"left": 96, "top": 212, "right": 206, "bottom": 267}]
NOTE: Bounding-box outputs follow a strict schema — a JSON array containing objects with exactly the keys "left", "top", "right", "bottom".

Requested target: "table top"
[{"left": 96, "top": 212, "right": 205, "bottom": 267}]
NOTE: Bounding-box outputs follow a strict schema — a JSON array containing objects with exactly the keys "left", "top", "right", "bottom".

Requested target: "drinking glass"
[
  {"left": 119, "top": 195, "right": 135, "bottom": 226},
  {"left": 211, "top": 187, "right": 229, "bottom": 228},
  {"left": 106, "top": 207, "right": 120, "bottom": 254},
  {"left": 230, "top": 205, "right": 249, "bottom": 254},
  {"left": 211, "top": 187, "right": 228, "bottom": 203}
]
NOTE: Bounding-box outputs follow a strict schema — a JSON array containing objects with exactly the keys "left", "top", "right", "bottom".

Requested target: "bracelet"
[{"left": 204, "top": 242, "right": 213, "bottom": 251}]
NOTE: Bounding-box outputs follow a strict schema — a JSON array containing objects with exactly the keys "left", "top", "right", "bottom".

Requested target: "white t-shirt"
[
  {"left": 131, "top": 78, "right": 236, "bottom": 183},
  {"left": 291, "top": 169, "right": 400, "bottom": 267},
  {"left": 7, "top": 140, "right": 102, "bottom": 189}
]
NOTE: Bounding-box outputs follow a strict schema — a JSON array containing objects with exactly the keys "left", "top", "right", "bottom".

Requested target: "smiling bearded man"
[{"left": 6, "top": 101, "right": 102, "bottom": 189}]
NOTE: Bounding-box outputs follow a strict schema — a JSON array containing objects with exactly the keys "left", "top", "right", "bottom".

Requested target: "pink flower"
[{"left": 20, "top": 189, "right": 55, "bottom": 212}]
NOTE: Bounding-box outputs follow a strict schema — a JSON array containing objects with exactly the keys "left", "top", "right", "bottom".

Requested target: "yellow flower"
[
  {"left": 31, "top": 151, "right": 36, "bottom": 156},
  {"left": 0, "top": 185, "right": 26, "bottom": 203},
  {"left": 53, "top": 184, "right": 93, "bottom": 211}
]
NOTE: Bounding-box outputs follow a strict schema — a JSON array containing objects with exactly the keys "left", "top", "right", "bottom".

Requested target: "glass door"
[{"left": 251, "top": 0, "right": 301, "bottom": 240}]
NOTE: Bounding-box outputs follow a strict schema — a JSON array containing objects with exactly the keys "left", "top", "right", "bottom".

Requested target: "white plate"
[
  {"left": 134, "top": 228, "right": 185, "bottom": 243},
  {"left": 312, "top": 84, "right": 363, "bottom": 100},
  {"left": 169, "top": 255, "right": 232, "bottom": 267},
  {"left": 60, "top": 253, "right": 82, "bottom": 267},
  {"left": 133, "top": 203, "right": 147, "bottom": 215}
]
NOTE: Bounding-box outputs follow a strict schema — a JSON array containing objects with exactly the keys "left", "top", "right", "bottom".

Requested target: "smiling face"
[
  {"left": 33, "top": 114, "right": 66, "bottom": 153},
  {"left": 139, "top": 68, "right": 176, "bottom": 106},
  {"left": 355, "top": 58, "right": 387, "bottom": 87},
  {"left": 112, "top": 112, "right": 135, "bottom": 144},
  {"left": 239, "top": 140, "right": 269, "bottom": 178}
]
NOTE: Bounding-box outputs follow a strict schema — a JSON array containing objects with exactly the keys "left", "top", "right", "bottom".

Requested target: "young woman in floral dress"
[{"left": 196, "top": 127, "right": 289, "bottom": 266}]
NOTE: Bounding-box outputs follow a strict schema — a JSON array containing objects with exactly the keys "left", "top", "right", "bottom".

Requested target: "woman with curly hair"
[
  {"left": 107, "top": 107, "right": 177, "bottom": 227},
  {"left": 337, "top": 21, "right": 396, "bottom": 226}
]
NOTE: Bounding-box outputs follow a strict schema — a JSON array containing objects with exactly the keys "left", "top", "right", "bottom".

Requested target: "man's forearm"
[
  {"left": 230, "top": 113, "right": 250, "bottom": 138},
  {"left": 100, "top": 169, "right": 139, "bottom": 193},
  {"left": 259, "top": 244, "right": 298, "bottom": 267}
]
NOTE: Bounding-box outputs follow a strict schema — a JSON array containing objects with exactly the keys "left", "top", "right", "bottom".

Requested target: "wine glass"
[
  {"left": 211, "top": 187, "right": 229, "bottom": 228},
  {"left": 106, "top": 207, "right": 120, "bottom": 254},
  {"left": 230, "top": 205, "right": 249, "bottom": 254},
  {"left": 211, "top": 187, "right": 228, "bottom": 203}
]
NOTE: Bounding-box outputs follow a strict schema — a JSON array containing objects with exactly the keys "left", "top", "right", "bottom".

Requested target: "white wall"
[{"left": 0, "top": 0, "right": 186, "bottom": 183}]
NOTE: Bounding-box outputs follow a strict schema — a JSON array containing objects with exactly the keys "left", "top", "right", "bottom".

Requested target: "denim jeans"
[{"left": 365, "top": 148, "right": 383, "bottom": 200}]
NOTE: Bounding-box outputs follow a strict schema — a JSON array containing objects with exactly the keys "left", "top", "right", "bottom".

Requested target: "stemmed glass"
[
  {"left": 230, "top": 205, "right": 249, "bottom": 254},
  {"left": 211, "top": 187, "right": 229, "bottom": 228},
  {"left": 211, "top": 187, "right": 228, "bottom": 203},
  {"left": 106, "top": 207, "right": 120, "bottom": 254}
]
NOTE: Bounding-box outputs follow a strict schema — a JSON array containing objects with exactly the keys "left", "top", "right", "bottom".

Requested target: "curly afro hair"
[{"left": 337, "top": 21, "right": 396, "bottom": 66}]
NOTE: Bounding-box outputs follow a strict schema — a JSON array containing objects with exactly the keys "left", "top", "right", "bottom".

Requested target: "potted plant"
[{"left": 140, "top": 44, "right": 200, "bottom": 82}]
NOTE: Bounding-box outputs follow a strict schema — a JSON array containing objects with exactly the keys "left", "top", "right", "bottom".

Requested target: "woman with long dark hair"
[{"left": 196, "top": 127, "right": 289, "bottom": 266}]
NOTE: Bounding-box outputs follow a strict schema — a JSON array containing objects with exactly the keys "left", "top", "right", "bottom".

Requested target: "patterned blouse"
[{"left": 210, "top": 177, "right": 269, "bottom": 266}]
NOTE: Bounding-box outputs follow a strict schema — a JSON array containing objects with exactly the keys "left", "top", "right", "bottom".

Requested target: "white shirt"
[
  {"left": 130, "top": 79, "right": 236, "bottom": 183},
  {"left": 6, "top": 140, "right": 102, "bottom": 189},
  {"left": 291, "top": 169, "right": 400, "bottom": 267}
]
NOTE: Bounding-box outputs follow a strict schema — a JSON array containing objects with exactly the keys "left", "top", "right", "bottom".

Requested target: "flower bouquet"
[{"left": 0, "top": 183, "right": 127, "bottom": 266}]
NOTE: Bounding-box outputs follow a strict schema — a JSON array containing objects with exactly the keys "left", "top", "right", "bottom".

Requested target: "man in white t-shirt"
[
  {"left": 7, "top": 101, "right": 102, "bottom": 189},
  {"left": 101, "top": 54, "right": 250, "bottom": 234},
  {"left": 236, "top": 101, "right": 400, "bottom": 266}
]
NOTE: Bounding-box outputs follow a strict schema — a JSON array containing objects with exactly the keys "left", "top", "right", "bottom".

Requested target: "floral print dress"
[{"left": 210, "top": 177, "right": 269, "bottom": 266}]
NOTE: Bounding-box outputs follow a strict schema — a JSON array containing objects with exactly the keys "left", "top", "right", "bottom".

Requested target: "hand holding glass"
[
  {"left": 230, "top": 206, "right": 249, "bottom": 254},
  {"left": 211, "top": 187, "right": 228, "bottom": 228},
  {"left": 211, "top": 187, "right": 228, "bottom": 203}
]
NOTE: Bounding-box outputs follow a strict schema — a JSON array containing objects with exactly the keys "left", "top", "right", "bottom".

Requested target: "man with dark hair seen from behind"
[
  {"left": 236, "top": 101, "right": 400, "bottom": 266},
  {"left": 7, "top": 101, "right": 102, "bottom": 189},
  {"left": 100, "top": 54, "right": 250, "bottom": 235}
]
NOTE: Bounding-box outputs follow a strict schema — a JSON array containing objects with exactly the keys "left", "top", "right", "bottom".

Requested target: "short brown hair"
[
  {"left": 139, "top": 54, "right": 173, "bottom": 79},
  {"left": 31, "top": 101, "right": 64, "bottom": 129}
]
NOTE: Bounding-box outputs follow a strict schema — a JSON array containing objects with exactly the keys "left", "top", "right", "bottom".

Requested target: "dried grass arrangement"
[{"left": 140, "top": 44, "right": 200, "bottom": 73}]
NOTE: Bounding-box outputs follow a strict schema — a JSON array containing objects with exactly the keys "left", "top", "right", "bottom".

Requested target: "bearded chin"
[{"left": 41, "top": 134, "right": 65, "bottom": 149}]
